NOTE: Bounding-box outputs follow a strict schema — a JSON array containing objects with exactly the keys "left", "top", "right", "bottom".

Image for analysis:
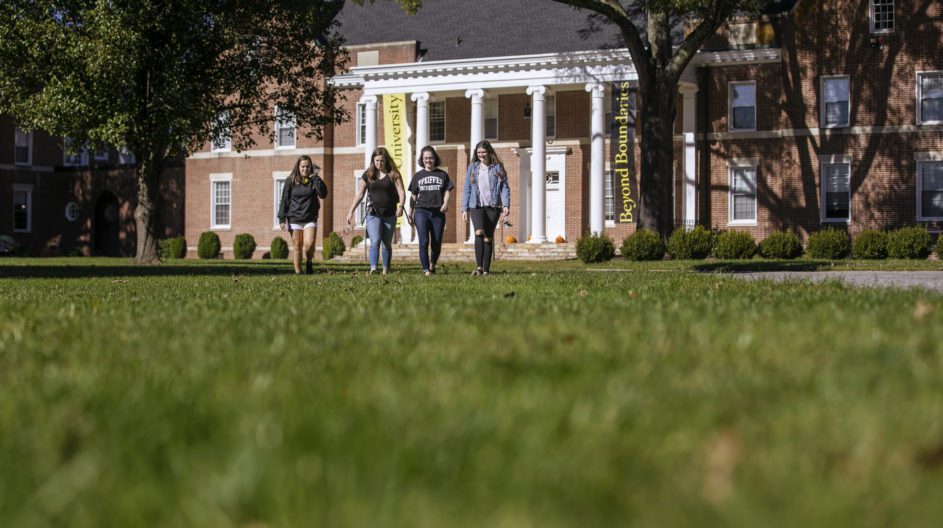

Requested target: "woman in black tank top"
[{"left": 346, "top": 147, "right": 405, "bottom": 274}]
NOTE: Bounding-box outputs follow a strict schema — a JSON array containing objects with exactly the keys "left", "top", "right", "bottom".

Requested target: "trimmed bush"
[
  {"left": 937, "top": 236, "right": 943, "bottom": 260},
  {"left": 760, "top": 231, "right": 802, "bottom": 259},
  {"left": 887, "top": 226, "right": 932, "bottom": 259},
  {"left": 0, "top": 235, "right": 17, "bottom": 256},
  {"left": 621, "top": 229, "right": 666, "bottom": 261},
  {"left": 667, "top": 225, "right": 714, "bottom": 259},
  {"left": 351, "top": 235, "right": 364, "bottom": 248},
  {"left": 852, "top": 230, "right": 888, "bottom": 259},
  {"left": 576, "top": 232, "right": 615, "bottom": 263},
  {"left": 158, "top": 236, "right": 187, "bottom": 259},
  {"left": 232, "top": 233, "right": 256, "bottom": 259},
  {"left": 270, "top": 237, "right": 289, "bottom": 259},
  {"left": 197, "top": 231, "right": 221, "bottom": 259},
  {"left": 807, "top": 228, "right": 850, "bottom": 259},
  {"left": 714, "top": 230, "right": 756, "bottom": 259},
  {"left": 322, "top": 232, "right": 346, "bottom": 260}
]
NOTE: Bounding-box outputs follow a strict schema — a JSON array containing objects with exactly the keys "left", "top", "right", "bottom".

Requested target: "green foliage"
[
  {"left": 621, "top": 229, "right": 666, "bottom": 261},
  {"left": 713, "top": 230, "right": 756, "bottom": 259},
  {"left": 667, "top": 225, "right": 714, "bottom": 259},
  {"left": 887, "top": 226, "right": 932, "bottom": 259},
  {"left": 937, "top": 236, "right": 943, "bottom": 260},
  {"left": 233, "top": 233, "right": 257, "bottom": 260},
  {"left": 576, "top": 232, "right": 616, "bottom": 263},
  {"left": 322, "top": 232, "right": 346, "bottom": 260},
  {"left": 158, "top": 237, "right": 187, "bottom": 259},
  {"left": 197, "top": 231, "right": 221, "bottom": 259},
  {"left": 270, "top": 237, "right": 289, "bottom": 260},
  {"left": 852, "top": 230, "right": 888, "bottom": 260},
  {"left": 759, "top": 231, "right": 802, "bottom": 259},
  {"left": 351, "top": 235, "right": 364, "bottom": 248},
  {"left": 807, "top": 228, "right": 851, "bottom": 259}
]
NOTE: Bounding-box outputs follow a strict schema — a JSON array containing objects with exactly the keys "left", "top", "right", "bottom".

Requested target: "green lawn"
[{"left": 2, "top": 258, "right": 943, "bottom": 527}]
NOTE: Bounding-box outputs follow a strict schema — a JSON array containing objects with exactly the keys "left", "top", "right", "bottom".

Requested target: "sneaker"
[
  {"left": 471, "top": 268, "right": 482, "bottom": 276},
  {"left": 369, "top": 268, "right": 378, "bottom": 275},
  {"left": 382, "top": 268, "right": 389, "bottom": 275},
  {"left": 482, "top": 271, "right": 490, "bottom": 276},
  {"left": 423, "top": 270, "right": 432, "bottom": 276},
  {"left": 305, "top": 261, "right": 314, "bottom": 275}
]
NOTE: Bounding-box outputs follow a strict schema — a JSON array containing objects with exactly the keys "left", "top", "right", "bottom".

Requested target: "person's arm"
[
  {"left": 441, "top": 173, "right": 452, "bottom": 213},
  {"left": 313, "top": 173, "right": 328, "bottom": 199},
  {"left": 499, "top": 165, "right": 511, "bottom": 217},
  {"left": 278, "top": 178, "right": 292, "bottom": 229},
  {"left": 346, "top": 178, "right": 367, "bottom": 225},
  {"left": 394, "top": 175, "right": 406, "bottom": 218}
]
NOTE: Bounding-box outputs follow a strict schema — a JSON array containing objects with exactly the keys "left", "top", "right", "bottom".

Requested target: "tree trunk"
[
  {"left": 134, "top": 158, "right": 163, "bottom": 264},
  {"left": 637, "top": 75, "right": 678, "bottom": 239}
]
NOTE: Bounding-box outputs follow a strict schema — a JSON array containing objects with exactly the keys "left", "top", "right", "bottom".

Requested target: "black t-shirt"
[
  {"left": 409, "top": 169, "right": 454, "bottom": 209},
  {"left": 362, "top": 172, "right": 399, "bottom": 217}
]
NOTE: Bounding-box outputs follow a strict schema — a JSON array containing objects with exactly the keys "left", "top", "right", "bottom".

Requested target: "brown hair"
[
  {"left": 417, "top": 145, "right": 441, "bottom": 168},
  {"left": 366, "top": 147, "right": 401, "bottom": 184},
  {"left": 290, "top": 155, "right": 319, "bottom": 185},
  {"left": 470, "top": 140, "right": 506, "bottom": 183}
]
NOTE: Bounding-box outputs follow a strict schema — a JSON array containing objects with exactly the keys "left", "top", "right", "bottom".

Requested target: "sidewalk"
[{"left": 727, "top": 271, "right": 943, "bottom": 292}]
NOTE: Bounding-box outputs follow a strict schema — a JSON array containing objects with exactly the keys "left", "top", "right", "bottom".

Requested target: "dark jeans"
[
  {"left": 468, "top": 206, "right": 500, "bottom": 272},
  {"left": 413, "top": 207, "right": 445, "bottom": 272}
]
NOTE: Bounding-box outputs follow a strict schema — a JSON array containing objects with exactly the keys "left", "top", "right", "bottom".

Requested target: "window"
[
  {"left": 118, "top": 146, "right": 135, "bottom": 165},
  {"left": 918, "top": 161, "right": 943, "bottom": 220},
  {"left": 93, "top": 146, "right": 109, "bottom": 161},
  {"left": 275, "top": 106, "right": 296, "bottom": 149},
  {"left": 729, "top": 165, "right": 757, "bottom": 224},
  {"left": 210, "top": 174, "right": 232, "bottom": 229},
  {"left": 353, "top": 171, "right": 367, "bottom": 227},
  {"left": 273, "top": 172, "right": 288, "bottom": 228},
  {"left": 14, "top": 127, "right": 31, "bottom": 166},
  {"left": 63, "top": 137, "right": 88, "bottom": 166},
  {"left": 484, "top": 97, "right": 498, "bottom": 140},
  {"left": 822, "top": 76, "right": 850, "bottom": 128},
  {"left": 546, "top": 95, "right": 556, "bottom": 138},
  {"left": 355, "top": 103, "right": 367, "bottom": 146},
  {"left": 212, "top": 111, "right": 232, "bottom": 152},
  {"left": 870, "top": 0, "right": 894, "bottom": 33},
  {"left": 918, "top": 72, "right": 943, "bottom": 125},
  {"left": 13, "top": 184, "right": 32, "bottom": 233},
  {"left": 821, "top": 161, "right": 851, "bottom": 222},
  {"left": 729, "top": 82, "right": 756, "bottom": 131},
  {"left": 604, "top": 170, "right": 615, "bottom": 223},
  {"left": 429, "top": 101, "right": 445, "bottom": 142}
]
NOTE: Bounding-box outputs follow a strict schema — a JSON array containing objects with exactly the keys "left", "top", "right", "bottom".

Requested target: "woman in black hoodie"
[{"left": 278, "top": 155, "right": 328, "bottom": 274}]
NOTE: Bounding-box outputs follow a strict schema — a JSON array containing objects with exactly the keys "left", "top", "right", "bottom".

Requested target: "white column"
[
  {"left": 586, "top": 82, "right": 606, "bottom": 235},
  {"left": 527, "top": 85, "right": 547, "bottom": 243},
  {"left": 361, "top": 95, "right": 378, "bottom": 169},
  {"left": 680, "top": 84, "right": 698, "bottom": 230},
  {"left": 411, "top": 92, "right": 430, "bottom": 153},
  {"left": 465, "top": 89, "right": 485, "bottom": 243}
]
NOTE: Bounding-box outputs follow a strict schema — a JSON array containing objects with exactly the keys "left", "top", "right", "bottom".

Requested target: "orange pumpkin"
[
  {"left": 555, "top": 235, "right": 566, "bottom": 244},
  {"left": 505, "top": 235, "right": 518, "bottom": 244}
]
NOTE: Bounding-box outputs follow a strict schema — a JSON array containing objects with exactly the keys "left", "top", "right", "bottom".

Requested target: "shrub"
[
  {"left": 270, "top": 236, "right": 289, "bottom": 259},
  {"left": 197, "top": 231, "right": 221, "bottom": 259},
  {"left": 937, "top": 236, "right": 943, "bottom": 260},
  {"left": 231, "top": 233, "right": 256, "bottom": 259},
  {"left": 667, "top": 225, "right": 714, "bottom": 260},
  {"left": 887, "top": 226, "right": 932, "bottom": 259},
  {"left": 158, "top": 236, "right": 187, "bottom": 259},
  {"left": 0, "top": 235, "right": 17, "bottom": 256},
  {"left": 760, "top": 231, "right": 802, "bottom": 259},
  {"left": 714, "top": 230, "right": 756, "bottom": 259},
  {"left": 351, "top": 235, "right": 364, "bottom": 248},
  {"left": 322, "top": 231, "right": 346, "bottom": 260},
  {"left": 807, "top": 228, "right": 850, "bottom": 259},
  {"left": 575, "top": 232, "right": 615, "bottom": 263},
  {"left": 621, "top": 229, "right": 665, "bottom": 261},
  {"left": 852, "top": 230, "right": 888, "bottom": 259}
]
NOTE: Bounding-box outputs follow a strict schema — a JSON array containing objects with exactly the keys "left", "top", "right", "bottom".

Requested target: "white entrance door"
[{"left": 545, "top": 153, "right": 566, "bottom": 241}]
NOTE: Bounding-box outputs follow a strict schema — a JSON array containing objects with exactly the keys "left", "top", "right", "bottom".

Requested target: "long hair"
[
  {"left": 417, "top": 145, "right": 441, "bottom": 169},
  {"left": 290, "top": 155, "right": 319, "bottom": 185},
  {"left": 366, "top": 147, "right": 401, "bottom": 183},
  {"left": 470, "top": 140, "right": 506, "bottom": 183}
]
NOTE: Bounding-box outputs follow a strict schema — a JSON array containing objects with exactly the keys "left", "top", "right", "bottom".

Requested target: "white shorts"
[{"left": 289, "top": 222, "right": 316, "bottom": 231}]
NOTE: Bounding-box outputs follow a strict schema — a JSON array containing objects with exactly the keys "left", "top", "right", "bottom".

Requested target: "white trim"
[
  {"left": 273, "top": 171, "right": 290, "bottom": 229},
  {"left": 704, "top": 123, "right": 943, "bottom": 140},
  {"left": 188, "top": 146, "right": 363, "bottom": 159},
  {"left": 274, "top": 105, "right": 297, "bottom": 149},
  {"left": 209, "top": 173, "right": 233, "bottom": 230},
  {"left": 353, "top": 170, "right": 367, "bottom": 228},
  {"left": 428, "top": 100, "right": 446, "bottom": 143},
  {"left": 13, "top": 128, "right": 32, "bottom": 166},
  {"left": 917, "top": 158, "right": 943, "bottom": 221},
  {"left": 696, "top": 48, "right": 782, "bottom": 67},
  {"left": 820, "top": 154, "right": 852, "bottom": 164},
  {"left": 915, "top": 152, "right": 943, "bottom": 162},
  {"left": 62, "top": 138, "right": 89, "bottom": 167},
  {"left": 12, "top": 183, "right": 32, "bottom": 233},
  {"left": 869, "top": 0, "right": 894, "bottom": 34},
  {"left": 0, "top": 163, "right": 54, "bottom": 172},
  {"left": 355, "top": 103, "right": 366, "bottom": 146},
  {"left": 728, "top": 157, "right": 760, "bottom": 167},
  {"left": 728, "top": 81, "right": 757, "bottom": 132},
  {"left": 727, "top": 164, "right": 757, "bottom": 226},
  {"left": 820, "top": 160, "right": 852, "bottom": 223},
  {"left": 820, "top": 75, "right": 851, "bottom": 128},
  {"left": 917, "top": 71, "right": 943, "bottom": 126}
]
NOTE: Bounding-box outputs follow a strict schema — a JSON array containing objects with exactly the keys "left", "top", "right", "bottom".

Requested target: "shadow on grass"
[
  {"left": 694, "top": 260, "right": 827, "bottom": 273},
  {"left": 0, "top": 259, "right": 370, "bottom": 279}
]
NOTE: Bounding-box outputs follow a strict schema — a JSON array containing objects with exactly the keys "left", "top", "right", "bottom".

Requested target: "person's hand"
[
  {"left": 279, "top": 222, "right": 287, "bottom": 231},
  {"left": 396, "top": 205, "right": 404, "bottom": 218},
  {"left": 462, "top": 211, "right": 468, "bottom": 222},
  {"left": 502, "top": 207, "right": 510, "bottom": 218},
  {"left": 440, "top": 203, "right": 449, "bottom": 213},
  {"left": 346, "top": 211, "right": 353, "bottom": 225}
]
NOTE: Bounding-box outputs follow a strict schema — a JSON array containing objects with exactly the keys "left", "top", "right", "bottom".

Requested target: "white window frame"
[
  {"left": 118, "top": 145, "right": 135, "bottom": 165},
  {"left": 604, "top": 169, "right": 615, "bottom": 226},
  {"left": 12, "top": 184, "right": 32, "bottom": 233},
  {"left": 212, "top": 111, "right": 232, "bottom": 153},
  {"left": 429, "top": 100, "right": 446, "bottom": 143},
  {"left": 820, "top": 156, "right": 852, "bottom": 223},
  {"left": 273, "top": 171, "right": 289, "bottom": 229},
  {"left": 14, "top": 127, "right": 32, "bottom": 166},
  {"left": 728, "top": 81, "right": 757, "bottom": 132},
  {"left": 546, "top": 95, "right": 556, "bottom": 139},
  {"left": 210, "top": 173, "right": 233, "bottom": 230},
  {"left": 916, "top": 153, "right": 943, "bottom": 221},
  {"left": 484, "top": 97, "right": 498, "bottom": 140},
  {"left": 870, "top": 0, "right": 894, "bottom": 34},
  {"left": 274, "top": 106, "right": 296, "bottom": 149},
  {"left": 355, "top": 103, "right": 366, "bottom": 146},
  {"left": 93, "top": 146, "right": 109, "bottom": 161},
  {"left": 353, "top": 170, "right": 367, "bottom": 228},
  {"left": 821, "top": 75, "right": 851, "bottom": 128},
  {"left": 917, "top": 71, "right": 943, "bottom": 126},
  {"left": 727, "top": 159, "right": 758, "bottom": 226},
  {"left": 63, "top": 137, "right": 89, "bottom": 167}
]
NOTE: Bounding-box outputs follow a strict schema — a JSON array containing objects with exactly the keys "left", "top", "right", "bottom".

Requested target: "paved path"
[{"left": 728, "top": 271, "right": 943, "bottom": 292}]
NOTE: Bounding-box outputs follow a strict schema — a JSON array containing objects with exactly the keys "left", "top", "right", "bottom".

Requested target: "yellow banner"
[{"left": 382, "top": 93, "right": 409, "bottom": 182}]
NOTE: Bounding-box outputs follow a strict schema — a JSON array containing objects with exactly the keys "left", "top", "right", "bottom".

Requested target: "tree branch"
[{"left": 550, "top": 0, "right": 651, "bottom": 79}]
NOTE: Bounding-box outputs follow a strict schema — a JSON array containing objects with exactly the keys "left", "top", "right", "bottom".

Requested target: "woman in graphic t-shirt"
[
  {"left": 409, "top": 146, "right": 454, "bottom": 276},
  {"left": 346, "top": 147, "right": 405, "bottom": 275},
  {"left": 278, "top": 155, "right": 328, "bottom": 275},
  {"left": 461, "top": 140, "right": 510, "bottom": 276}
]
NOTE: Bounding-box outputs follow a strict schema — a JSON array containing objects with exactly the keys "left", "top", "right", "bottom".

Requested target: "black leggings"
[{"left": 468, "top": 206, "right": 500, "bottom": 272}]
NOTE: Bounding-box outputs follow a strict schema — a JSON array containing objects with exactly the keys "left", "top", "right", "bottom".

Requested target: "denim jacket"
[{"left": 461, "top": 162, "right": 511, "bottom": 211}]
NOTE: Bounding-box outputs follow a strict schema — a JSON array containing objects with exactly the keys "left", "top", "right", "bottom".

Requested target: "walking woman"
[
  {"left": 461, "top": 140, "right": 510, "bottom": 276},
  {"left": 278, "top": 155, "right": 328, "bottom": 274},
  {"left": 409, "top": 146, "right": 454, "bottom": 275},
  {"left": 347, "top": 147, "right": 405, "bottom": 274}
]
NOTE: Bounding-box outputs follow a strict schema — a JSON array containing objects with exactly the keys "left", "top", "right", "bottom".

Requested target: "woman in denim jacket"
[{"left": 461, "top": 140, "right": 510, "bottom": 276}]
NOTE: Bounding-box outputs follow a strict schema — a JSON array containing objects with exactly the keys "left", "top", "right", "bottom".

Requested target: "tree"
[{"left": 0, "top": 0, "right": 346, "bottom": 263}]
